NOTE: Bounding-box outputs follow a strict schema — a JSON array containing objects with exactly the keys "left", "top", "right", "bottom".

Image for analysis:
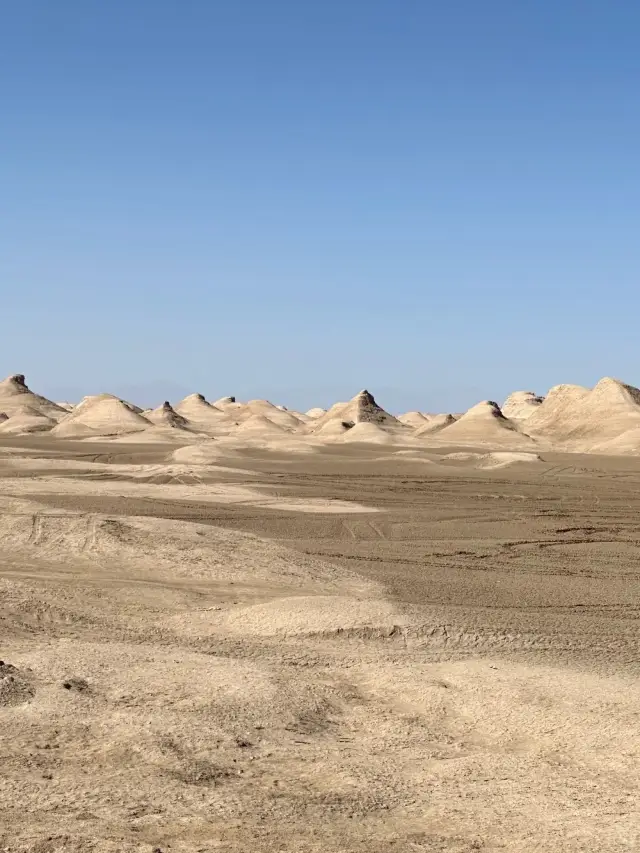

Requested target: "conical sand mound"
[
  {"left": 51, "top": 395, "right": 152, "bottom": 438},
  {"left": 502, "top": 391, "right": 544, "bottom": 420},
  {"left": 526, "top": 378, "right": 640, "bottom": 449},
  {"left": 173, "top": 393, "right": 232, "bottom": 435},
  {"left": 415, "top": 413, "right": 456, "bottom": 436},
  {"left": 589, "top": 428, "right": 640, "bottom": 455},
  {"left": 232, "top": 400, "right": 303, "bottom": 430},
  {"left": 213, "top": 396, "right": 236, "bottom": 407},
  {"left": 0, "top": 374, "right": 67, "bottom": 419},
  {"left": 310, "top": 390, "right": 404, "bottom": 434},
  {"left": 338, "top": 422, "right": 398, "bottom": 445},
  {"left": 234, "top": 414, "right": 289, "bottom": 437},
  {"left": 145, "top": 401, "right": 190, "bottom": 430},
  {"left": 397, "top": 411, "right": 430, "bottom": 428},
  {"left": 433, "top": 401, "right": 535, "bottom": 448},
  {"left": 312, "top": 419, "right": 353, "bottom": 439},
  {"left": 523, "top": 384, "right": 590, "bottom": 436},
  {"left": 0, "top": 405, "right": 56, "bottom": 434}
]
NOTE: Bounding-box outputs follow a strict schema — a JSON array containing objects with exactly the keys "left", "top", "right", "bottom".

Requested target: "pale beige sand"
[
  {"left": 309, "top": 390, "right": 407, "bottom": 434},
  {"left": 0, "top": 406, "right": 57, "bottom": 434},
  {"left": 440, "top": 450, "right": 543, "bottom": 469},
  {"left": 1, "top": 434, "right": 640, "bottom": 851},
  {"left": 414, "top": 412, "right": 456, "bottom": 435},
  {"left": 397, "top": 410, "right": 430, "bottom": 428},
  {"left": 502, "top": 390, "right": 545, "bottom": 420},
  {"left": 427, "top": 401, "right": 536, "bottom": 448},
  {"left": 0, "top": 374, "right": 67, "bottom": 419},
  {"left": 527, "top": 377, "right": 640, "bottom": 451},
  {"left": 51, "top": 395, "right": 152, "bottom": 438}
]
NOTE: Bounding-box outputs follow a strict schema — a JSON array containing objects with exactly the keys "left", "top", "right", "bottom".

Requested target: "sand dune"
[
  {"left": 51, "top": 395, "right": 152, "bottom": 438},
  {"left": 7, "top": 372, "right": 640, "bottom": 457},
  {"left": 234, "top": 413, "right": 290, "bottom": 437},
  {"left": 502, "top": 390, "right": 544, "bottom": 420},
  {"left": 337, "top": 422, "right": 400, "bottom": 445},
  {"left": 145, "top": 401, "right": 191, "bottom": 430},
  {"left": 305, "top": 407, "right": 326, "bottom": 419},
  {"left": 526, "top": 378, "right": 640, "bottom": 450},
  {"left": 0, "top": 406, "right": 57, "bottom": 435},
  {"left": 441, "top": 450, "right": 543, "bottom": 469},
  {"left": 310, "top": 390, "right": 406, "bottom": 435},
  {"left": 238, "top": 400, "right": 304, "bottom": 429},
  {"left": 430, "top": 400, "right": 536, "bottom": 448},
  {"left": 217, "top": 595, "right": 407, "bottom": 637},
  {"left": 173, "top": 393, "right": 233, "bottom": 435},
  {"left": 414, "top": 413, "right": 456, "bottom": 436},
  {"left": 397, "top": 411, "right": 430, "bottom": 428},
  {"left": 0, "top": 373, "right": 67, "bottom": 419}
]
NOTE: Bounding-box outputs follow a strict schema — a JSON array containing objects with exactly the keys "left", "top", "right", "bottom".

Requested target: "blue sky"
[{"left": 2, "top": 1, "right": 639, "bottom": 412}]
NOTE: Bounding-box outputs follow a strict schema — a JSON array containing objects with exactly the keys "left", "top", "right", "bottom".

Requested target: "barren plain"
[{"left": 1, "top": 375, "right": 640, "bottom": 851}]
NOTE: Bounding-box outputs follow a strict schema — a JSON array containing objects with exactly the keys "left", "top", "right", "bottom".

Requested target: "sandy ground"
[{"left": 1, "top": 436, "right": 639, "bottom": 852}]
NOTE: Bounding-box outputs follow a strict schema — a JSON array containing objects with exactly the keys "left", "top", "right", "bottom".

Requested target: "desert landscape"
[{"left": 1, "top": 372, "right": 639, "bottom": 852}]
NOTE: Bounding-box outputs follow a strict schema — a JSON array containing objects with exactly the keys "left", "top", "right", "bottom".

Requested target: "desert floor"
[{"left": 1, "top": 436, "right": 639, "bottom": 852}]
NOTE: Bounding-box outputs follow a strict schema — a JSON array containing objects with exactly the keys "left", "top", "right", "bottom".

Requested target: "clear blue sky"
[{"left": 2, "top": 1, "right": 639, "bottom": 412}]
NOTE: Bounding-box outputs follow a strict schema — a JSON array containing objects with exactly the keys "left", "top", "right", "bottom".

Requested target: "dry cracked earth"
[{"left": 0, "top": 436, "right": 639, "bottom": 852}]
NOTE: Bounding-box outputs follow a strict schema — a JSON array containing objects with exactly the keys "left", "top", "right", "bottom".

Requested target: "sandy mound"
[
  {"left": 523, "top": 384, "right": 590, "bottom": 436},
  {"left": 229, "top": 400, "right": 303, "bottom": 430},
  {"left": 310, "top": 390, "right": 406, "bottom": 435},
  {"left": 218, "top": 595, "right": 407, "bottom": 637},
  {"left": 432, "top": 401, "right": 535, "bottom": 448},
  {"left": 590, "top": 428, "right": 640, "bottom": 455},
  {"left": 213, "top": 396, "right": 236, "bottom": 407},
  {"left": 397, "top": 411, "right": 430, "bottom": 428},
  {"left": 51, "top": 395, "right": 152, "bottom": 438},
  {"left": 234, "top": 413, "right": 289, "bottom": 437},
  {"left": 442, "top": 451, "right": 543, "bottom": 469},
  {"left": 173, "top": 393, "right": 233, "bottom": 435},
  {"left": 145, "top": 401, "right": 190, "bottom": 430},
  {"left": 0, "top": 406, "right": 56, "bottom": 434},
  {"left": 312, "top": 419, "right": 352, "bottom": 439},
  {"left": 415, "top": 413, "right": 456, "bottom": 436},
  {"left": 526, "top": 378, "right": 640, "bottom": 450},
  {"left": 103, "top": 426, "right": 206, "bottom": 444},
  {"left": 0, "top": 374, "right": 67, "bottom": 419},
  {"left": 305, "top": 407, "right": 326, "bottom": 419},
  {"left": 171, "top": 441, "right": 234, "bottom": 465},
  {"left": 502, "top": 391, "right": 545, "bottom": 420},
  {"left": 338, "top": 422, "right": 398, "bottom": 445}
]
